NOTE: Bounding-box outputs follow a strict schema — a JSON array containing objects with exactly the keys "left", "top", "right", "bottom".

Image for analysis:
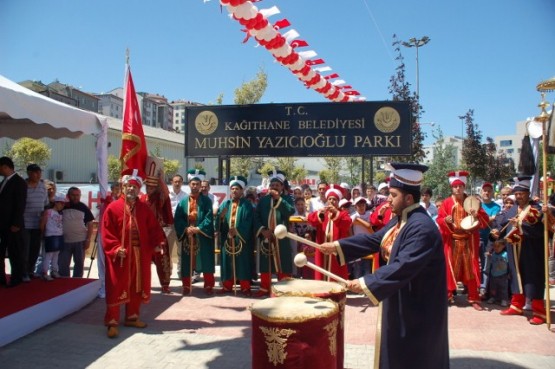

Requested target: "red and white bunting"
[{"left": 217, "top": 0, "right": 365, "bottom": 102}]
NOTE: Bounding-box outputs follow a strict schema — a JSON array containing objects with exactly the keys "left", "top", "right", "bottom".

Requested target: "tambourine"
[
  {"left": 460, "top": 215, "right": 479, "bottom": 231},
  {"left": 463, "top": 196, "right": 481, "bottom": 214}
]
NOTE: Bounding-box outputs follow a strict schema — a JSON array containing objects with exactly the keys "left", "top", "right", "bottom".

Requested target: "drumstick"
[
  {"left": 274, "top": 224, "right": 324, "bottom": 251},
  {"left": 294, "top": 253, "right": 349, "bottom": 285}
]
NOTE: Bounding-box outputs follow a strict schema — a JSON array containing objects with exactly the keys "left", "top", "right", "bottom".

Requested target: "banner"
[
  {"left": 185, "top": 101, "right": 411, "bottom": 157},
  {"left": 120, "top": 65, "right": 148, "bottom": 178}
]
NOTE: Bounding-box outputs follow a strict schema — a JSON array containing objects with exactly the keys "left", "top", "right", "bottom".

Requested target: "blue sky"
[{"left": 1, "top": 0, "right": 554, "bottom": 144}]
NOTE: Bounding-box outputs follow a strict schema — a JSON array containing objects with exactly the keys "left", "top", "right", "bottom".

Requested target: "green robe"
[
  {"left": 254, "top": 194, "right": 295, "bottom": 274},
  {"left": 174, "top": 194, "right": 214, "bottom": 276},
  {"left": 217, "top": 198, "right": 254, "bottom": 282}
]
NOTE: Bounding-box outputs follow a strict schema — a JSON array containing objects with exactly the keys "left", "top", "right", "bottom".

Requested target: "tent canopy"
[
  {"left": 0, "top": 74, "right": 109, "bottom": 198},
  {"left": 0, "top": 74, "right": 102, "bottom": 139}
]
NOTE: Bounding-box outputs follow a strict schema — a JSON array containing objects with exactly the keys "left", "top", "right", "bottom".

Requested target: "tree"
[
  {"left": 345, "top": 157, "right": 362, "bottom": 186},
  {"left": 229, "top": 67, "right": 269, "bottom": 177},
  {"left": 423, "top": 126, "right": 457, "bottom": 199},
  {"left": 233, "top": 67, "right": 268, "bottom": 105},
  {"left": 107, "top": 154, "right": 122, "bottom": 182},
  {"left": 6, "top": 137, "right": 51, "bottom": 170},
  {"left": 460, "top": 109, "right": 487, "bottom": 187},
  {"left": 483, "top": 137, "right": 515, "bottom": 183},
  {"left": 387, "top": 34, "right": 425, "bottom": 163},
  {"left": 322, "top": 157, "right": 343, "bottom": 183},
  {"left": 163, "top": 159, "right": 180, "bottom": 182}
]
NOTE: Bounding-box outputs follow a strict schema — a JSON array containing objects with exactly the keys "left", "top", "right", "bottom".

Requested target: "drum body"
[
  {"left": 271, "top": 278, "right": 347, "bottom": 369},
  {"left": 251, "top": 296, "right": 339, "bottom": 369}
]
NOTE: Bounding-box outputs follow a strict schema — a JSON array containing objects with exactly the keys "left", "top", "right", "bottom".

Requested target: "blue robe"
[{"left": 336, "top": 204, "right": 449, "bottom": 369}]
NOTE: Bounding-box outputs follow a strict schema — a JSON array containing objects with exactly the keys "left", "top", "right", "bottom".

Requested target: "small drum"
[
  {"left": 271, "top": 279, "right": 347, "bottom": 369},
  {"left": 463, "top": 196, "right": 481, "bottom": 214},
  {"left": 251, "top": 296, "right": 339, "bottom": 369},
  {"left": 460, "top": 215, "right": 479, "bottom": 231}
]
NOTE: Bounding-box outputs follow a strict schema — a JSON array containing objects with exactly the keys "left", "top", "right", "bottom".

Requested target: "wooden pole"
[{"left": 537, "top": 95, "right": 552, "bottom": 330}]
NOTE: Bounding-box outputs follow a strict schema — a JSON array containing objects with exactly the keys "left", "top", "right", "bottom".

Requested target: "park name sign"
[{"left": 184, "top": 101, "right": 411, "bottom": 157}]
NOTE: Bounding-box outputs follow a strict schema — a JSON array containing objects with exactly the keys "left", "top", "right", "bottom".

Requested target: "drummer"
[
  {"left": 319, "top": 162, "right": 449, "bottom": 369},
  {"left": 436, "top": 170, "right": 490, "bottom": 310},
  {"left": 490, "top": 176, "right": 546, "bottom": 325}
]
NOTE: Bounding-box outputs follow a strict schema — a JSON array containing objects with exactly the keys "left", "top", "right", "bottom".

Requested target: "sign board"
[{"left": 185, "top": 101, "right": 412, "bottom": 157}]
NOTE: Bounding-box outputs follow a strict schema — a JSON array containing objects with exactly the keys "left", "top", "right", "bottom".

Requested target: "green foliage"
[
  {"left": 229, "top": 157, "right": 252, "bottom": 177},
  {"left": 483, "top": 137, "right": 515, "bottom": 183},
  {"left": 322, "top": 157, "right": 343, "bottom": 183},
  {"left": 6, "top": 137, "right": 51, "bottom": 170},
  {"left": 233, "top": 67, "right": 268, "bottom": 105},
  {"left": 344, "top": 157, "right": 362, "bottom": 186},
  {"left": 228, "top": 67, "right": 269, "bottom": 179},
  {"left": 460, "top": 109, "right": 486, "bottom": 187},
  {"left": 423, "top": 126, "right": 457, "bottom": 199},
  {"left": 163, "top": 159, "right": 180, "bottom": 182},
  {"left": 318, "top": 169, "right": 333, "bottom": 184},
  {"left": 107, "top": 155, "right": 122, "bottom": 182}
]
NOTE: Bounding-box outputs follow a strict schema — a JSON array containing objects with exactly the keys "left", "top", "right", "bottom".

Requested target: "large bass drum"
[
  {"left": 250, "top": 296, "right": 339, "bottom": 369},
  {"left": 271, "top": 278, "right": 347, "bottom": 369}
]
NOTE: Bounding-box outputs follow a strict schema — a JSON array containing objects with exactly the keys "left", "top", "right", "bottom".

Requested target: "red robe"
[
  {"left": 436, "top": 195, "right": 489, "bottom": 299},
  {"left": 370, "top": 202, "right": 393, "bottom": 231},
  {"left": 308, "top": 209, "right": 352, "bottom": 280},
  {"left": 101, "top": 197, "right": 165, "bottom": 307}
]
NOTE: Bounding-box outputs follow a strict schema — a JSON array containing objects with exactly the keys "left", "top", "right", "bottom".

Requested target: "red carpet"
[{"left": 0, "top": 276, "right": 97, "bottom": 319}]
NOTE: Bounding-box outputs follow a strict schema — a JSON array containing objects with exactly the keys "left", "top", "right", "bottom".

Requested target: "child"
[
  {"left": 39, "top": 193, "right": 66, "bottom": 281},
  {"left": 487, "top": 240, "right": 510, "bottom": 307}
]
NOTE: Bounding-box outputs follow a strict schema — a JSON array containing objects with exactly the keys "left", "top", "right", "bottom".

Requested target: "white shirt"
[
  {"left": 170, "top": 188, "right": 187, "bottom": 216},
  {"left": 310, "top": 197, "right": 326, "bottom": 212}
]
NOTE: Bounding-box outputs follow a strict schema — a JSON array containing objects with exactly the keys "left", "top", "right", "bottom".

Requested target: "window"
[{"left": 500, "top": 140, "right": 512, "bottom": 147}]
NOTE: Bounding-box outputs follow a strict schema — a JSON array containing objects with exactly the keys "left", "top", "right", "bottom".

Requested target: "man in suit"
[{"left": 0, "top": 156, "right": 28, "bottom": 287}]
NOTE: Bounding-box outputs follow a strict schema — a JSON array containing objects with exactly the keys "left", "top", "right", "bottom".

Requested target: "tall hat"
[
  {"left": 386, "top": 162, "right": 428, "bottom": 195},
  {"left": 144, "top": 155, "right": 163, "bottom": 187},
  {"left": 268, "top": 169, "right": 286, "bottom": 183},
  {"left": 187, "top": 168, "right": 206, "bottom": 182},
  {"left": 229, "top": 175, "right": 248, "bottom": 189},
  {"left": 512, "top": 175, "right": 532, "bottom": 192},
  {"left": 325, "top": 184, "right": 345, "bottom": 200},
  {"left": 448, "top": 170, "right": 469, "bottom": 187},
  {"left": 121, "top": 169, "right": 143, "bottom": 188}
]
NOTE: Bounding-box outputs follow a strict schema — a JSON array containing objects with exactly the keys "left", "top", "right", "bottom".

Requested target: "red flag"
[
  {"left": 273, "top": 19, "right": 291, "bottom": 30},
  {"left": 120, "top": 65, "right": 148, "bottom": 178},
  {"left": 290, "top": 39, "right": 309, "bottom": 48},
  {"left": 305, "top": 58, "right": 325, "bottom": 66}
]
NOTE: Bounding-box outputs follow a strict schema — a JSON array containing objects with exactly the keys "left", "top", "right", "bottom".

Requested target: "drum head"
[
  {"left": 463, "top": 196, "right": 481, "bottom": 214},
  {"left": 250, "top": 296, "right": 338, "bottom": 322},
  {"left": 272, "top": 278, "right": 346, "bottom": 296},
  {"left": 460, "top": 215, "right": 479, "bottom": 230}
]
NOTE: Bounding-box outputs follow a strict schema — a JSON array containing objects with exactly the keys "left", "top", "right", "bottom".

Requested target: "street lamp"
[{"left": 401, "top": 36, "right": 431, "bottom": 109}]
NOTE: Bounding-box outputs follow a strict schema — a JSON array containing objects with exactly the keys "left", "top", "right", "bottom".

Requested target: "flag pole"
[
  {"left": 535, "top": 92, "right": 552, "bottom": 331},
  {"left": 537, "top": 77, "right": 555, "bottom": 332}
]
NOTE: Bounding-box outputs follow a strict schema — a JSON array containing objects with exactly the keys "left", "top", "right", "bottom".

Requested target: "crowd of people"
[{"left": 1, "top": 154, "right": 553, "bottom": 345}]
